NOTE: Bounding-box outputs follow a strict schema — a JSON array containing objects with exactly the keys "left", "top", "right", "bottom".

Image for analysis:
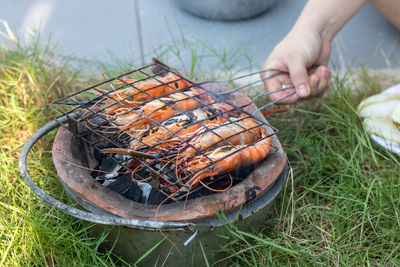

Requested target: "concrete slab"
[{"left": 0, "top": 0, "right": 399, "bottom": 70}]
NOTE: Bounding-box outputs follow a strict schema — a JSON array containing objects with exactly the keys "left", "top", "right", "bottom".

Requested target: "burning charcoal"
[
  {"left": 100, "top": 164, "right": 123, "bottom": 186},
  {"left": 102, "top": 178, "right": 117, "bottom": 187},
  {"left": 104, "top": 164, "right": 122, "bottom": 179},
  {"left": 90, "top": 156, "right": 118, "bottom": 178},
  {"left": 137, "top": 182, "right": 152, "bottom": 204},
  {"left": 101, "top": 157, "right": 120, "bottom": 172},
  {"left": 171, "top": 186, "right": 189, "bottom": 199},
  {"left": 127, "top": 182, "right": 142, "bottom": 202},
  {"left": 94, "top": 174, "right": 106, "bottom": 183},
  {"left": 91, "top": 170, "right": 100, "bottom": 179},
  {"left": 148, "top": 188, "right": 173, "bottom": 205},
  {"left": 93, "top": 148, "right": 103, "bottom": 161},
  {"left": 106, "top": 174, "right": 132, "bottom": 196}
]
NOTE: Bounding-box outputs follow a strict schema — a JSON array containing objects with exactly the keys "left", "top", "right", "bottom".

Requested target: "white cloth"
[{"left": 370, "top": 83, "right": 400, "bottom": 155}]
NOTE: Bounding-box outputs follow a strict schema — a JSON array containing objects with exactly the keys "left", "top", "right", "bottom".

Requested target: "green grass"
[
  {"left": 220, "top": 74, "right": 400, "bottom": 266},
  {"left": 0, "top": 42, "right": 118, "bottom": 266},
  {"left": 1, "top": 39, "right": 400, "bottom": 266}
]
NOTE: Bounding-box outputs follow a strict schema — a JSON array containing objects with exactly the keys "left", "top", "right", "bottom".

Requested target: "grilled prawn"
[
  {"left": 110, "top": 71, "right": 191, "bottom": 102},
  {"left": 96, "top": 59, "right": 192, "bottom": 112},
  {"left": 180, "top": 127, "right": 271, "bottom": 190},
  {"left": 177, "top": 113, "right": 262, "bottom": 157},
  {"left": 108, "top": 90, "right": 208, "bottom": 133},
  {"left": 134, "top": 107, "right": 228, "bottom": 150}
]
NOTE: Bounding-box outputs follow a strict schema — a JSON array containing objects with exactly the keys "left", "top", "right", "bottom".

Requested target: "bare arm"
[
  {"left": 295, "top": 0, "right": 368, "bottom": 41},
  {"left": 263, "top": 0, "right": 367, "bottom": 104},
  {"left": 370, "top": 0, "right": 400, "bottom": 30}
]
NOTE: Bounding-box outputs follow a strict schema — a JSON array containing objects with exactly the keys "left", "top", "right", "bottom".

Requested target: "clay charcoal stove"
[{"left": 50, "top": 59, "right": 288, "bottom": 222}]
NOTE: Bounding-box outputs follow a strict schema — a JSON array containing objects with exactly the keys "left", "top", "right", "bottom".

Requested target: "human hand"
[{"left": 262, "top": 30, "right": 332, "bottom": 104}]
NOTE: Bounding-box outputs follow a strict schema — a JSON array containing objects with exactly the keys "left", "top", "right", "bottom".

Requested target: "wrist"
[
  {"left": 291, "top": 15, "right": 337, "bottom": 43},
  {"left": 291, "top": 0, "right": 368, "bottom": 42}
]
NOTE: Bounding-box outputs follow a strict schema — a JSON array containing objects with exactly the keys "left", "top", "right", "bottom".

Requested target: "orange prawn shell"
[
  {"left": 104, "top": 91, "right": 204, "bottom": 133},
  {"left": 183, "top": 128, "right": 271, "bottom": 187},
  {"left": 183, "top": 114, "right": 262, "bottom": 156},
  {"left": 137, "top": 109, "right": 228, "bottom": 151},
  {"left": 113, "top": 72, "right": 191, "bottom": 102}
]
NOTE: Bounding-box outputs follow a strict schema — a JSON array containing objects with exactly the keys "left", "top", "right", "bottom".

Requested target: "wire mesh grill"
[{"left": 51, "top": 59, "right": 294, "bottom": 202}]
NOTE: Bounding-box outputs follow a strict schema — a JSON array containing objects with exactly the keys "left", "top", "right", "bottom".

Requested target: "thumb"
[{"left": 287, "top": 59, "right": 310, "bottom": 98}]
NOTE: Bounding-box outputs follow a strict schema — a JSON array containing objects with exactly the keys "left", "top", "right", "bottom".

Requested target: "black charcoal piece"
[
  {"left": 148, "top": 188, "right": 172, "bottom": 205},
  {"left": 94, "top": 174, "right": 106, "bottom": 183},
  {"left": 99, "top": 157, "right": 119, "bottom": 172},
  {"left": 91, "top": 170, "right": 100, "bottom": 179},
  {"left": 126, "top": 182, "right": 142, "bottom": 202},
  {"left": 102, "top": 178, "right": 117, "bottom": 187},
  {"left": 106, "top": 174, "right": 132, "bottom": 195},
  {"left": 136, "top": 182, "right": 152, "bottom": 204},
  {"left": 90, "top": 156, "right": 118, "bottom": 178},
  {"left": 93, "top": 148, "right": 103, "bottom": 161}
]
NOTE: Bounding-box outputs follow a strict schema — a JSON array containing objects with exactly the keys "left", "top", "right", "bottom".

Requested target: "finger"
[
  {"left": 314, "top": 65, "right": 330, "bottom": 79},
  {"left": 309, "top": 74, "right": 320, "bottom": 98},
  {"left": 263, "top": 70, "right": 284, "bottom": 93},
  {"left": 264, "top": 73, "right": 299, "bottom": 104},
  {"left": 286, "top": 59, "right": 310, "bottom": 98},
  {"left": 316, "top": 70, "right": 331, "bottom": 98},
  {"left": 314, "top": 66, "right": 331, "bottom": 96},
  {"left": 305, "top": 65, "right": 330, "bottom": 97}
]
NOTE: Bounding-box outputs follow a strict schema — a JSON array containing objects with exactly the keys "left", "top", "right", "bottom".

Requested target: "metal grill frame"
[{"left": 51, "top": 59, "right": 294, "bottom": 201}]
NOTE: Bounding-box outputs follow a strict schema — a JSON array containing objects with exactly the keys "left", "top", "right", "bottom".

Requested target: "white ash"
[{"left": 137, "top": 182, "right": 152, "bottom": 204}]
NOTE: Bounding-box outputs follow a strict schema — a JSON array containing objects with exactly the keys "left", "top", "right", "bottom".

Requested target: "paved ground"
[{"left": 1, "top": 0, "right": 399, "bottom": 70}]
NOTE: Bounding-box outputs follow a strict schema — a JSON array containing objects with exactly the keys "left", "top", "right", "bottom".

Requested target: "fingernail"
[
  {"left": 297, "top": 84, "right": 309, "bottom": 97},
  {"left": 322, "top": 70, "right": 329, "bottom": 78}
]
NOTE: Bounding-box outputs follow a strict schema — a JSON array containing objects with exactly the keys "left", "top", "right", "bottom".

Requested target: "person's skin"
[
  {"left": 370, "top": 0, "right": 400, "bottom": 30},
  {"left": 262, "top": 0, "right": 400, "bottom": 104}
]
